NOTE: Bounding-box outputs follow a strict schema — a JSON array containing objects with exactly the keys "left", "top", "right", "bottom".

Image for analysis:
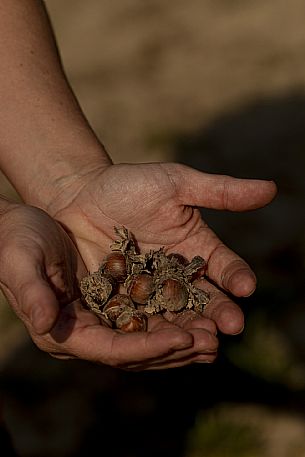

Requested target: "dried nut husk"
[
  {"left": 158, "top": 278, "right": 189, "bottom": 312},
  {"left": 127, "top": 273, "right": 155, "bottom": 304},
  {"left": 116, "top": 309, "right": 147, "bottom": 332},
  {"left": 103, "top": 294, "right": 135, "bottom": 321},
  {"left": 166, "top": 253, "right": 188, "bottom": 266},
  {"left": 185, "top": 256, "right": 207, "bottom": 280},
  {"left": 101, "top": 252, "right": 127, "bottom": 283},
  {"left": 79, "top": 272, "right": 112, "bottom": 315},
  {"left": 79, "top": 226, "right": 211, "bottom": 328}
]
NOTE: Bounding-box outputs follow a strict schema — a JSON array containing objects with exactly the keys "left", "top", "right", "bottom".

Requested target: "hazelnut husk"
[
  {"left": 185, "top": 256, "right": 207, "bottom": 281},
  {"left": 79, "top": 271, "right": 112, "bottom": 316},
  {"left": 166, "top": 253, "right": 188, "bottom": 266}
]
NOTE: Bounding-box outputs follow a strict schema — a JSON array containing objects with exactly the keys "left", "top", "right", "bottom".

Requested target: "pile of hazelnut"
[{"left": 79, "top": 226, "right": 210, "bottom": 332}]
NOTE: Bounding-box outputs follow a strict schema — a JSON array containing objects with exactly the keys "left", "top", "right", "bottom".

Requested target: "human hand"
[
  {"left": 0, "top": 202, "right": 218, "bottom": 369},
  {"left": 0, "top": 0, "right": 275, "bottom": 367},
  {"left": 48, "top": 162, "right": 277, "bottom": 337}
]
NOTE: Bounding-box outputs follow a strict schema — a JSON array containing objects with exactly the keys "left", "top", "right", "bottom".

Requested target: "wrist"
[
  {"left": 30, "top": 151, "right": 112, "bottom": 218},
  {"left": 0, "top": 124, "right": 112, "bottom": 213},
  {"left": 28, "top": 145, "right": 112, "bottom": 216},
  {"left": 49, "top": 165, "right": 113, "bottom": 220}
]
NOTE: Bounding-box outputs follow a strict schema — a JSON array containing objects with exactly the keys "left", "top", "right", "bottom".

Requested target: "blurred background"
[{"left": 0, "top": 0, "right": 305, "bottom": 456}]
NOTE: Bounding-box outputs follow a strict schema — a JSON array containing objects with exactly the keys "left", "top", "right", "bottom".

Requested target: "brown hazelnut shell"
[
  {"left": 159, "top": 278, "right": 188, "bottom": 312},
  {"left": 116, "top": 309, "right": 147, "bottom": 332},
  {"left": 102, "top": 252, "right": 127, "bottom": 283},
  {"left": 103, "top": 294, "right": 135, "bottom": 321},
  {"left": 127, "top": 273, "right": 155, "bottom": 305}
]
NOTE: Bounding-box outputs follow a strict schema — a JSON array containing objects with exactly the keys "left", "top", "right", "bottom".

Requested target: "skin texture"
[
  {"left": 0, "top": 0, "right": 277, "bottom": 369},
  {"left": 0, "top": 201, "right": 219, "bottom": 370},
  {"left": 47, "top": 161, "right": 277, "bottom": 340}
]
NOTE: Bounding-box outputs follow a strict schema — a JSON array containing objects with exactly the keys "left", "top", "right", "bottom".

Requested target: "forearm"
[{"left": 0, "top": 0, "right": 111, "bottom": 210}]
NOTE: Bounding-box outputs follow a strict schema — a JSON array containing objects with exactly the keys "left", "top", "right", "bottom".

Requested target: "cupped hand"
[
  {"left": 0, "top": 203, "right": 218, "bottom": 369},
  {"left": 49, "top": 162, "right": 277, "bottom": 336}
]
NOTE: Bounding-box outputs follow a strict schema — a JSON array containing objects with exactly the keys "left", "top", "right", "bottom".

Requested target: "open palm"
[{"left": 52, "top": 162, "right": 277, "bottom": 337}]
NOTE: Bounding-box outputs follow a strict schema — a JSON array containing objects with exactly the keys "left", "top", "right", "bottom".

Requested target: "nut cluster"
[{"left": 79, "top": 226, "right": 210, "bottom": 332}]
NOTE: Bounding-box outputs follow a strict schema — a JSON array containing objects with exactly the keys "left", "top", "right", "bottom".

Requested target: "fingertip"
[
  {"left": 195, "top": 352, "right": 218, "bottom": 363},
  {"left": 31, "top": 304, "right": 58, "bottom": 335},
  {"left": 256, "top": 179, "right": 278, "bottom": 207},
  {"left": 266, "top": 179, "right": 278, "bottom": 197},
  {"left": 185, "top": 316, "right": 218, "bottom": 336},
  {"left": 168, "top": 329, "right": 194, "bottom": 350},
  {"left": 19, "top": 279, "right": 60, "bottom": 334},
  {"left": 148, "top": 315, "right": 194, "bottom": 350},
  {"left": 191, "top": 328, "right": 219, "bottom": 352},
  {"left": 233, "top": 177, "right": 278, "bottom": 211},
  {"left": 217, "top": 304, "right": 244, "bottom": 335},
  {"left": 227, "top": 269, "right": 257, "bottom": 297}
]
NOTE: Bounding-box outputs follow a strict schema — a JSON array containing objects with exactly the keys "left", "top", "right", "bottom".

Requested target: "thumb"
[
  {"left": 0, "top": 253, "right": 60, "bottom": 335},
  {"left": 166, "top": 163, "right": 277, "bottom": 211}
]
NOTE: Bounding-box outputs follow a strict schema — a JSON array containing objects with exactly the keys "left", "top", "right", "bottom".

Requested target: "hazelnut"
[
  {"left": 127, "top": 273, "right": 155, "bottom": 304},
  {"left": 80, "top": 226, "right": 210, "bottom": 329},
  {"left": 103, "top": 294, "right": 134, "bottom": 322},
  {"left": 159, "top": 278, "right": 188, "bottom": 312},
  {"left": 116, "top": 309, "right": 147, "bottom": 332},
  {"left": 102, "top": 252, "right": 127, "bottom": 283}
]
